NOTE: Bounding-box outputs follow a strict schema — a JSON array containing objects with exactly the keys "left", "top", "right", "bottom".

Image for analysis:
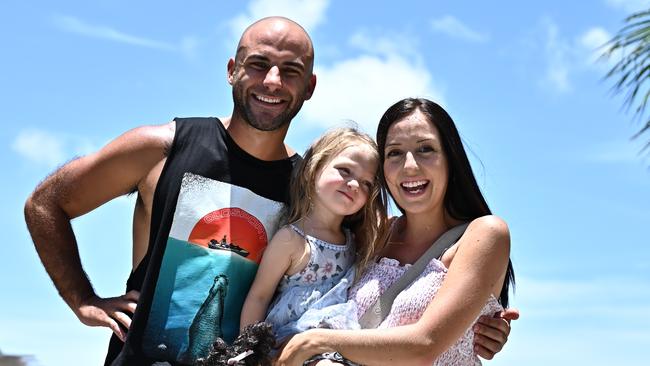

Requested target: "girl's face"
[
  {"left": 313, "top": 144, "right": 378, "bottom": 218},
  {"left": 383, "top": 111, "right": 449, "bottom": 217}
]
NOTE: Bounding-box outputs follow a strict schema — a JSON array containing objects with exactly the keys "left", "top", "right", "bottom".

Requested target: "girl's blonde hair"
[{"left": 287, "top": 127, "right": 389, "bottom": 274}]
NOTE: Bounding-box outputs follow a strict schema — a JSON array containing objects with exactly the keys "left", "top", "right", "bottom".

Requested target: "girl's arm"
[
  {"left": 276, "top": 215, "right": 511, "bottom": 366},
  {"left": 240, "top": 226, "right": 303, "bottom": 329}
]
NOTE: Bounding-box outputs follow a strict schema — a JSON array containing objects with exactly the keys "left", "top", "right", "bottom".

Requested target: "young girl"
[{"left": 240, "top": 127, "right": 387, "bottom": 345}]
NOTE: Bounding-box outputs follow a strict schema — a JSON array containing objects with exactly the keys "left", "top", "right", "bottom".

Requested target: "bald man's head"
[
  {"left": 227, "top": 17, "right": 317, "bottom": 132},
  {"left": 236, "top": 16, "right": 314, "bottom": 73}
]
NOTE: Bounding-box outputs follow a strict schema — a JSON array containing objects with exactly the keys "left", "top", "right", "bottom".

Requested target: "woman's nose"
[{"left": 403, "top": 151, "right": 418, "bottom": 170}]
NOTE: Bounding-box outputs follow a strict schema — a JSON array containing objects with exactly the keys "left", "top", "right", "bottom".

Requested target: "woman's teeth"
[{"left": 401, "top": 180, "right": 428, "bottom": 193}]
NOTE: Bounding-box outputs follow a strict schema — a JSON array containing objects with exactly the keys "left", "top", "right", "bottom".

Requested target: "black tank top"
[{"left": 107, "top": 117, "right": 299, "bottom": 365}]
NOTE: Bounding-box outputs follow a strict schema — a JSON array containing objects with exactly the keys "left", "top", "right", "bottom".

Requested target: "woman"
[{"left": 277, "top": 98, "right": 516, "bottom": 365}]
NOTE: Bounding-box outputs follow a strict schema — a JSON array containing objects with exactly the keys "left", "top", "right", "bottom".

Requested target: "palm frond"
[{"left": 602, "top": 8, "right": 650, "bottom": 156}]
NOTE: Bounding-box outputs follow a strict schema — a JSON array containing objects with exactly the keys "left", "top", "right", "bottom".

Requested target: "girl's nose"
[{"left": 347, "top": 179, "right": 360, "bottom": 192}]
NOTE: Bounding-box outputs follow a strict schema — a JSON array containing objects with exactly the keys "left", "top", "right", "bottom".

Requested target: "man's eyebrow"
[
  {"left": 246, "top": 54, "right": 270, "bottom": 62},
  {"left": 283, "top": 61, "right": 305, "bottom": 70},
  {"left": 245, "top": 54, "right": 305, "bottom": 70}
]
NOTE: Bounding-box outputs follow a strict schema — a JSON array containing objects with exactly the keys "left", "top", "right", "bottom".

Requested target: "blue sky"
[{"left": 2, "top": 0, "right": 649, "bottom": 365}]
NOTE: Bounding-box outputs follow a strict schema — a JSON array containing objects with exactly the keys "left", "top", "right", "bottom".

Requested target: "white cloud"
[
  {"left": 540, "top": 18, "right": 572, "bottom": 92},
  {"left": 580, "top": 27, "right": 616, "bottom": 70},
  {"left": 348, "top": 32, "right": 420, "bottom": 60},
  {"left": 605, "top": 0, "right": 650, "bottom": 13},
  {"left": 300, "top": 33, "right": 444, "bottom": 135},
  {"left": 227, "top": 0, "right": 330, "bottom": 43},
  {"left": 52, "top": 15, "right": 199, "bottom": 60},
  {"left": 11, "top": 129, "right": 96, "bottom": 168},
  {"left": 430, "top": 15, "right": 489, "bottom": 43},
  {"left": 52, "top": 15, "right": 175, "bottom": 51},
  {"left": 12, "top": 129, "right": 66, "bottom": 168},
  {"left": 537, "top": 20, "right": 615, "bottom": 93},
  {"left": 180, "top": 36, "right": 200, "bottom": 61},
  {"left": 580, "top": 27, "right": 611, "bottom": 51}
]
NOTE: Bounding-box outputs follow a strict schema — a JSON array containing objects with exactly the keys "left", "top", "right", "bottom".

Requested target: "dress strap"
[
  {"left": 289, "top": 223, "right": 307, "bottom": 238},
  {"left": 288, "top": 224, "right": 351, "bottom": 251}
]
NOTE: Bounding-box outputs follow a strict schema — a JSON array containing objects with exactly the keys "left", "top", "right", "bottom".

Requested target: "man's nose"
[{"left": 263, "top": 66, "right": 282, "bottom": 92}]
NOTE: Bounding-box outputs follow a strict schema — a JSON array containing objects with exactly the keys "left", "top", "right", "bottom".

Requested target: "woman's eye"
[
  {"left": 385, "top": 149, "right": 401, "bottom": 158},
  {"left": 417, "top": 145, "right": 435, "bottom": 153}
]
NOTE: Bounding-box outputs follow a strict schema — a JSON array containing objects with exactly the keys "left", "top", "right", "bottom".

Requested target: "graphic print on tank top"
[{"left": 141, "top": 173, "right": 284, "bottom": 363}]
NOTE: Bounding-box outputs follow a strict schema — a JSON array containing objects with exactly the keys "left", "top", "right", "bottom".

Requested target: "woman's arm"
[
  {"left": 277, "top": 215, "right": 511, "bottom": 366},
  {"left": 240, "top": 227, "right": 302, "bottom": 329}
]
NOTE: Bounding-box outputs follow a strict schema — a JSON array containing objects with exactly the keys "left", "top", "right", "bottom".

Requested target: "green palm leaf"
[{"left": 603, "top": 8, "right": 650, "bottom": 152}]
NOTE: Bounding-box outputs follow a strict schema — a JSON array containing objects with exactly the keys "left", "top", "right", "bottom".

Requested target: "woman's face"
[{"left": 383, "top": 110, "right": 449, "bottom": 216}]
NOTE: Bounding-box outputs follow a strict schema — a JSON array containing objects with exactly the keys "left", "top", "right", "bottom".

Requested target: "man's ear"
[
  {"left": 304, "top": 73, "right": 317, "bottom": 100},
  {"left": 227, "top": 58, "right": 236, "bottom": 85}
]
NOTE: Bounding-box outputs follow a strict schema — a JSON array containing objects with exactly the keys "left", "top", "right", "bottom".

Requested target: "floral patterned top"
[{"left": 264, "top": 224, "right": 355, "bottom": 342}]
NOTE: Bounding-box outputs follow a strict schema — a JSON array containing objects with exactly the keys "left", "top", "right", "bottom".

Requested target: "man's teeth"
[
  {"left": 255, "top": 95, "right": 282, "bottom": 104},
  {"left": 401, "top": 180, "right": 427, "bottom": 189}
]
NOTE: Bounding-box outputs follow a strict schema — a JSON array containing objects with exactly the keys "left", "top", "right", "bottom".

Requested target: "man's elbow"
[
  {"left": 24, "top": 191, "right": 42, "bottom": 228},
  {"left": 24, "top": 187, "right": 64, "bottom": 235}
]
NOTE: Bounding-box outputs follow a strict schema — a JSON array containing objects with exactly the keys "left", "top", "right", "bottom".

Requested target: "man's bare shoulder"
[{"left": 116, "top": 121, "right": 176, "bottom": 154}]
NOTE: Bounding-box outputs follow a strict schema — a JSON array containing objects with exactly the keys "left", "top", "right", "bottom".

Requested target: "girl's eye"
[{"left": 337, "top": 167, "right": 350, "bottom": 175}]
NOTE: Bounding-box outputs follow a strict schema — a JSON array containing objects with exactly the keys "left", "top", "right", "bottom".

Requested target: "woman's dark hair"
[{"left": 376, "top": 97, "right": 515, "bottom": 307}]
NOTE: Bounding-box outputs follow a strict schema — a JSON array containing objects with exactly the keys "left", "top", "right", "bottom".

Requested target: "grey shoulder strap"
[{"left": 358, "top": 222, "right": 469, "bottom": 329}]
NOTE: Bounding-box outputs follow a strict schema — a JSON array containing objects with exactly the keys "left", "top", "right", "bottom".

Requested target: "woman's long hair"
[{"left": 376, "top": 98, "right": 515, "bottom": 307}]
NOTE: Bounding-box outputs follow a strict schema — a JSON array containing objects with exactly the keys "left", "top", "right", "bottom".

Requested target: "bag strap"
[{"left": 358, "top": 222, "right": 469, "bottom": 329}]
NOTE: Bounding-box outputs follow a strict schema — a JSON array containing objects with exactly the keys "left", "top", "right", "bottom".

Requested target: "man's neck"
[{"left": 221, "top": 114, "right": 294, "bottom": 161}]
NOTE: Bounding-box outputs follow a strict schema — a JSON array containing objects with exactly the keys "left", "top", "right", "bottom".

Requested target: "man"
[{"left": 24, "top": 17, "right": 515, "bottom": 365}]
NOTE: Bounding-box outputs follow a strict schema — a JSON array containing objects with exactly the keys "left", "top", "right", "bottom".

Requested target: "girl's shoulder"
[{"left": 268, "top": 225, "right": 308, "bottom": 252}]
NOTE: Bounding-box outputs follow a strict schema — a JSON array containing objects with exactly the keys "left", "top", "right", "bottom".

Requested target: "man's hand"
[
  {"left": 74, "top": 290, "right": 139, "bottom": 342},
  {"left": 473, "top": 308, "right": 519, "bottom": 360}
]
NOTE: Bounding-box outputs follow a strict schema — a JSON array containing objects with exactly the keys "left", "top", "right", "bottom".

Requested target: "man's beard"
[{"left": 232, "top": 85, "right": 305, "bottom": 132}]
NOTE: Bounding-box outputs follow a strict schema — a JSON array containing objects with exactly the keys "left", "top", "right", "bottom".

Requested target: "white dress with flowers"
[{"left": 264, "top": 224, "right": 356, "bottom": 343}]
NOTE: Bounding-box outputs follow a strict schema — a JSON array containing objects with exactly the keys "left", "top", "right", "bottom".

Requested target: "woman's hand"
[
  {"left": 276, "top": 330, "right": 327, "bottom": 366},
  {"left": 473, "top": 308, "right": 519, "bottom": 359}
]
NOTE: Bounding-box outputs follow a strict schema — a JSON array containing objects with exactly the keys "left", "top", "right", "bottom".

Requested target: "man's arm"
[
  {"left": 24, "top": 122, "right": 174, "bottom": 341},
  {"left": 473, "top": 308, "right": 520, "bottom": 359}
]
